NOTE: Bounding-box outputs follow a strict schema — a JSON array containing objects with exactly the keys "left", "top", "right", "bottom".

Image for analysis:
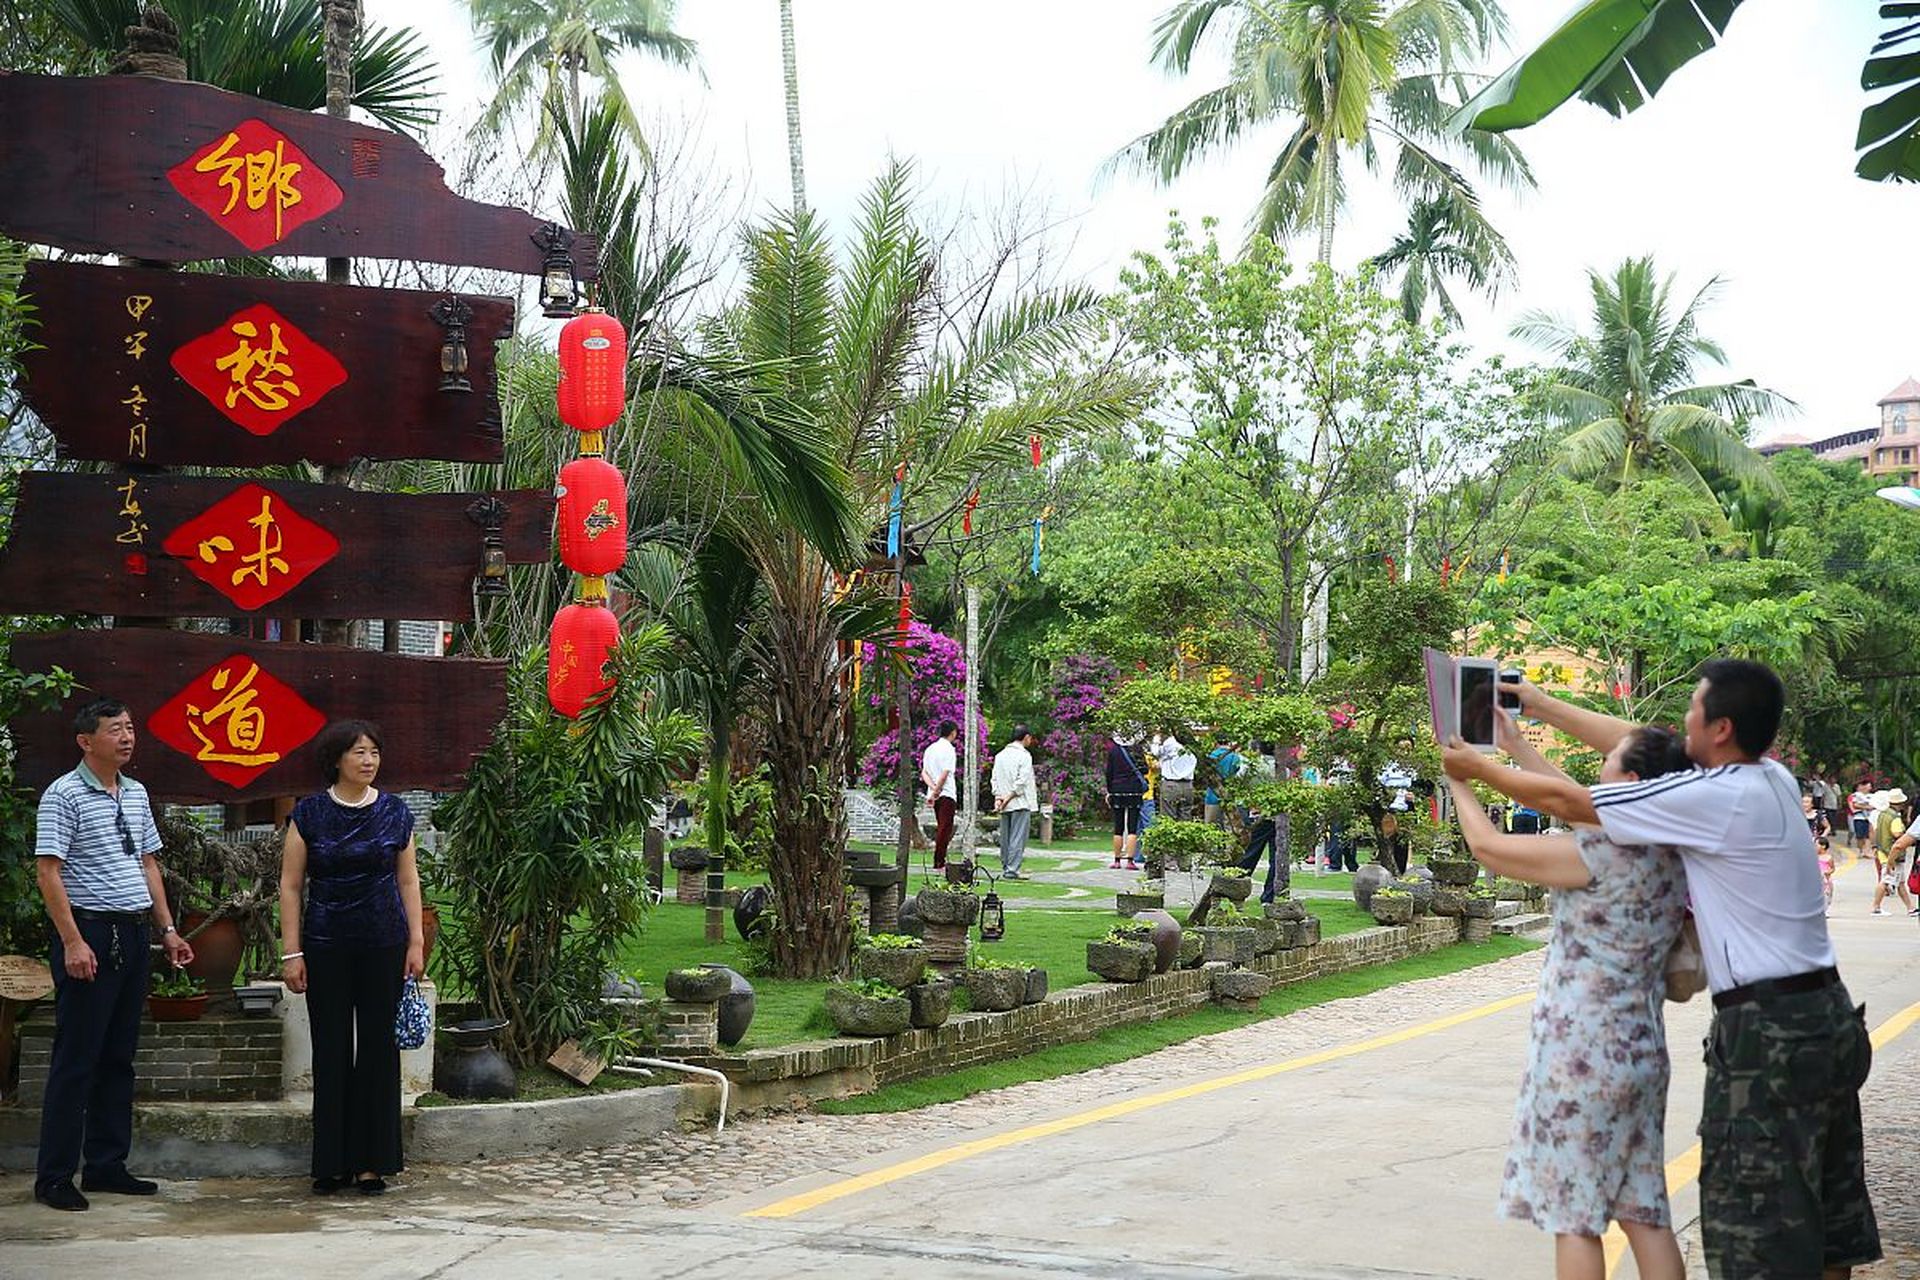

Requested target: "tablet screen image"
[{"left": 1457, "top": 659, "right": 1496, "bottom": 752}]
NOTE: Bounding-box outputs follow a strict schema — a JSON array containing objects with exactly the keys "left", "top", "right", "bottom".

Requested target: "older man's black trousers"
[{"left": 36, "top": 917, "right": 150, "bottom": 1193}]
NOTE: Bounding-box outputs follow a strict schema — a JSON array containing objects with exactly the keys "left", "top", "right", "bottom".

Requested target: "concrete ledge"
[{"left": 410, "top": 1082, "right": 717, "bottom": 1163}]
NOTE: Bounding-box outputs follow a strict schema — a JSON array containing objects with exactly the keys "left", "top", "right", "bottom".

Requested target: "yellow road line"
[
  {"left": 745, "top": 991, "right": 1536, "bottom": 1220},
  {"left": 1603, "top": 995, "right": 1920, "bottom": 1276}
]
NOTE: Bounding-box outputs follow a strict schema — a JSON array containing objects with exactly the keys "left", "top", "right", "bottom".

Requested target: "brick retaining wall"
[
  {"left": 18, "top": 1016, "right": 283, "bottom": 1104},
  {"left": 690, "top": 916, "right": 1461, "bottom": 1110}
]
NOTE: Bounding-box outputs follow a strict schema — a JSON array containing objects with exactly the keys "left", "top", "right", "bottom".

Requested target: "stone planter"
[
  {"left": 1178, "top": 930, "right": 1205, "bottom": 968},
  {"left": 854, "top": 944, "right": 928, "bottom": 990},
  {"left": 1428, "top": 858, "right": 1479, "bottom": 887},
  {"left": 824, "top": 986, "right": 911, "bottom": 1037},
  {"left": 1287, "top": 915, "right": 1323, "bottom": 948},
  {"left": 1116, "top": 891, "right": 1165, "bottom": 916},
  {"left": 1262, "top": 898, "right": 1308, "bottom": 922},
  {"left": 664, "top": 968, "right": 733, "bottom": 1003},
  {"left": 1462, "top": 916, "right": 1494, "bottom": 943},
  {"left": 1087, "top": 939, "right": 1155, "bottom": 983},
  {"left": 844, "top": 848, "right": 882, "bottom": 869},
  {"left": 907, "top": 979, "right": 953, "bottom": 1029},
  {"left": 955, "top": 967, "right": 1025, "bottom": 1012},
  {"left": 1352, "top": 862, "right": 1394, "bottom": 910},
  {"left": 1209, "top": 874, "right": 1254, "bottom": 902},
  {"left": 1248, "top": 915, "right": 1284, "bottom": 956},
  {"left": 915, "top": 885, "right": 981, "bottom": 926},
  {"left": 1430, "top": 886, "right": 1468, "bottom": 918},
  {"left": 848, "top": 865, "right": 902, "bottom": 889},
  {"left": 1210, "top": 967, "right": 1273, "bottom": 1009},
  {"left": 1135, "top": 909, "right": 1182, "bottom": 973},
  {"left": 1194, "top": 926, "right": 1256, "bottom": 966},
  {"left": 668, "top": 846, "right": 709, "bottom": 871},
  {"left": 698, "top": 964, "right": 757, "bottom": 1048},
  {"left": 1462, "top": 895, "right": 1498, "bottom": 920},
  {"left": 1023, "top": 967, "right": 1049, "bottom": 1005},
  {"left": 1494, "top": 879, "right": 1530, "bottom": 902},
  {"left": 1399, "top": 877, "right": 1436, "bottom": 915},
  {"left": 922, "top": 920, "right": 969, "bottom": 971},
  {"left": 1370, "top": 895, "right": 1415, "bottom": 926}
]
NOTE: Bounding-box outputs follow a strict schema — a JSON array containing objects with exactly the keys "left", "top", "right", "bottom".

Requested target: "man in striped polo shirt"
[{"left": 33, "top": 697, "right": 193, "bottom": 1212}]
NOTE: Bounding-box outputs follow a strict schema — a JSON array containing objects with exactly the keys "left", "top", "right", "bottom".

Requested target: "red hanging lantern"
[
  {"left": 556, "top": 308, "right": 628, "bottom": 448},
  {"left": 556, "top": 456, "right": 628, "bottom": 577},
  {"left": 548, "top": 601, "right": 620, "bottom": 718},
  {"left": 897, "top": 580, "right": 913, "bottom": 646}
]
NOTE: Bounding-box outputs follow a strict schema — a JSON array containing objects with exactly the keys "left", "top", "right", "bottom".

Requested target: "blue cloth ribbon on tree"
[
  {"left": 886, "top": 476, "right": 903, "bottom": 559},
  {"left": 1030, "top": 516, "right": 1044, "bottom": 576}
]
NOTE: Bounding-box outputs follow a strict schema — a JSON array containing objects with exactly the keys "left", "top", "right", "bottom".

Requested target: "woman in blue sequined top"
[{"left": 278, "top": 720, "right": 424, "bottom": 1196}]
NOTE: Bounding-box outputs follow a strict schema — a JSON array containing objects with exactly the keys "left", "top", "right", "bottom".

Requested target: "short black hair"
[
  {"left": 937, "top": 720, "right": 958, "bottom": 738},
  {"left": 1618, "top": 725, "right": 1691, "bottom": 781},
  {"left": 1699, "top": 658, "right": 1785, "bottom": 758},
  {"left": 314, "top": 719, "right": 383, "bottom": 785},
  {"left": 1010, "top": 724, "right": 1031, "bottom": 743},
  {"left": 73, "top": 697, "right": 128, "bottom": 736}
]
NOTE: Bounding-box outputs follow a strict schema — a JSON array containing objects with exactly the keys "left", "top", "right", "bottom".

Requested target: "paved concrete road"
[{"left": 3, "top": 857, "right": 1916, "bottom": 1280}]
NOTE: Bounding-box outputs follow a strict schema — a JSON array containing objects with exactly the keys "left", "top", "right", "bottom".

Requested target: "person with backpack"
[{"left": 1104, "top": 735, "right": 1150, "bottom": 871}]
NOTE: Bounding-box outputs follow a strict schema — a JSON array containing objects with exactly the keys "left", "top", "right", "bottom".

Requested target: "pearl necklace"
[{"left": 328, "top": 785, "right": 378, "bottom": 809}]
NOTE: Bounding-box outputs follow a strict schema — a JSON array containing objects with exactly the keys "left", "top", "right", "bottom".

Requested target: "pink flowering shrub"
[
  {"left": 856, "top": 622, "right": 988, "bottom": 787},
  {"left": 1037, "top": 653, "right": 1120, "bottom": 816}
]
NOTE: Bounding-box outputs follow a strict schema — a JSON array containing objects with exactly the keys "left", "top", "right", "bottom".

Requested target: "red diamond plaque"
[
  {"left": 160, "top": 483, "right": 341, "bottom": 611},
  {"left": 170, "top": 303, "right": 348, "bottom": 436},
  {"left": 166, "top": 119, "right": 344, "bottom": 252},
  {"left": 148, "top": 654, "right": 325, "bottom": 788}
]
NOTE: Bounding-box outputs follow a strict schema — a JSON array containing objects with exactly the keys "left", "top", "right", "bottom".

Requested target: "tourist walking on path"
[
  {"left": 1804, "top": 792, "right": 1832, "bottom": 842},
  {"left": 990, "top": 726, "right": 1037, "bottom": 880},
  {"left": 1104, "top": 735, "right": 1149, "bottom": 871},
  {"left": 1203, "top": 735, "right": 1242, "bottom": 828},
  {"left": 32, "top": 698, "right": 194, "bottom": 1212},
  {"left": 1152, "top": 732, "right": 1197, "bottom": 820},
  {"left": 1234, "top": 742, "right": 1284, "bottom": 901},
  {"left": 1868, "top": 789, "right": 1913, "bottom": 916},
  {"left": 920, "top": 721, "right": 959, "bottom": 871},
  {"left": 279, "top": 721, "right": 425, "bottom": 1197},
  {"left": 1446, "top": 713, "right": 1691, "bottom": 1280},
  {"left": 1848, "top": 778, "right": 1875, "bottom": 853},
  {"left": 1444, "top": 660, "right": 1880, "bottom": 1280}
]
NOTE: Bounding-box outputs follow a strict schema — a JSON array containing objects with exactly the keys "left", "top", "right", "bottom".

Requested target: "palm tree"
[
  {"left": 466, "top": 0, "right": 695, "bottom": 161},
  {"left": 49, "top": 0, "right": 438, "bottom": 134},
  {"left": 1366, "top": 195, "right": 1510, "bottom": 326},
  {"left": 778, "top": 0, "right": 806, "bottom": 210},
  {"left": 695, "top": 163, "right": 1149, "bottom": 977},
  {"left": 1113, "top": 0, "right": 1532, "bottom": 263},
  {"left": 1513, "top": 257, "right": 1791, "bottom": 498}
]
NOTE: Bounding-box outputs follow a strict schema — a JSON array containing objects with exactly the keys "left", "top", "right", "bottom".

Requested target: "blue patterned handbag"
[{"left": 394, "top": 976, "right": 430, "bottom": 1049}]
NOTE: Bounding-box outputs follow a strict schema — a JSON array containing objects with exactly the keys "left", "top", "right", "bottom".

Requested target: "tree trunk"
[
  {"left": 1300, "top": 143, "right": 1337, "bottom": 685},
  {"left": 893, "top": 545, "right": 915, "bottom": 876},
  {"left": 764, "top": 571, "right": 852, "bottom": 978},
  {"left": 319, "top": 1, "right": 362, "bottom": 648},
  {"left": 779, "top": 0, "right": 807, "bottom": 211},
  {"left": 704, "top": 735, "right": 730, "bottom": 944},
  {"left": 960, "top": 583, "right": 980, "bottom": 861}
]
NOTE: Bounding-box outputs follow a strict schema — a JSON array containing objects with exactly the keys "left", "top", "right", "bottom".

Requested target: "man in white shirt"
[
  {"left": 1154, "top": 732, "right": 1198, "bottom": 821},
  {"left": 990, "top": 726, "right": 1037, "bottom": 879},
  {"left": 1443, "top": 659, "right": 1879, "bottom": 1280},
  {"left": 919, "top": 720, "right": 959, "bottom": 870}
]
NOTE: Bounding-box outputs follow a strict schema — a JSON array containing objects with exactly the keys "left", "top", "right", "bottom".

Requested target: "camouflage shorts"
[{"left": 1700, "top": 984, "right": 1880, "bottom": 1278}]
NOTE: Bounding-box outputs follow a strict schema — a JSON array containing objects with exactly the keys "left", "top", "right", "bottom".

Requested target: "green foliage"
[
  {"left": 0, "top": 662, "right": 77, "bottom": 956},
  {"left": 835, "top": 978, "right": 905, "bottom": 1000},
  {"left": 149, "top": 967, "right": 205, "bottom": 997},
  {"left": 861, "top": 933, "right": 924, "bottom": 952},
  {"left": 1140, "top": 817, "right": 1233, "bottom": 867},
  {"left": 430, "top": 631, "right": 702, "bottom": 1065},
  {"left": 1103, "top": 919, "right": 1155, "bottom": 944}
]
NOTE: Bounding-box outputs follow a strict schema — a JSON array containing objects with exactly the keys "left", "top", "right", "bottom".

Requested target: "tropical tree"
[
  {"left": 778, "top": 0, "right": 806, "bottom": 209},
  {"left": 466, "top": 0, "right": 695, "bottom": 160},
  {"left": 1366, "top": 195, "right": 1512, "bottom": 326},
  {"left": 1113, "top": 0, "right": 1533, "bottom": 261},
  {"left": 47, "top": 0, "right": 438, "bottom": 133},
  {"left": 695, "top": 163, "right": 1149, "bottom": 977},
  {"left": 1512, "top": 256, "right": 1789, "bottom": 498}
]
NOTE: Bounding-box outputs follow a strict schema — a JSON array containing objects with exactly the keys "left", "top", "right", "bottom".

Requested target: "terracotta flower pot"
[
  {"left": 421, "top": 902, "right": 441, "bottom": 966},
  {"left": 148, "top": 993, "right": 208, "bottom": 1023},
  {"left": 180, "top": 911, "right": 243, "bottom": 989}
]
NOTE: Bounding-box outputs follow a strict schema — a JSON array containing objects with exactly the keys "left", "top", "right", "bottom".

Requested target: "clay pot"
[
  {"left": 734, "top": 885, "right": 773, "bottom": 941},
  {"left": 180, "top": 912, "right": 243, "bottom": 989},
  {"left": 421, "top": 902, "right": 440, "bottom": 965},
  {"left": 147, "top": 993, "right": 208, "bottom": 1022},
  {"left": 436, "top": 1018, "right": 517, "bottom": 1099},
  {"left": 699, "top": 964, "right": 756, "bottom": 1048},
  {"left": 1134, "top": 909, "right": 1182, "bottom": 973},
  {"left": 1351, "top": 863, "right": 1394, "bottom": 910}
]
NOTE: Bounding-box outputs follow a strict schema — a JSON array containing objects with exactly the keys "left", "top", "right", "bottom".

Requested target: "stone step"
[{"left": 1494, "top": 912, "right": 1553, "bottom": 938}]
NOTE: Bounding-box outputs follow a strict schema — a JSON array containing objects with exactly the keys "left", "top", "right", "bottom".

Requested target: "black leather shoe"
[
  {"left": 312, "top": 1176, "right": 350, "bottom": 1195},
  {"left": 356, "top": 1177, "right": 387, "bottom": 1196},
  {"left": 35, "top": 1182, "right": 89, "bottom": 1211},
  {"left": 81, "top": 1170, "right": 158, "bottom": 1196}
]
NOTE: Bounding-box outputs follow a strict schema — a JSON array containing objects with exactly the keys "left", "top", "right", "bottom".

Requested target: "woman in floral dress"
[{"left": 1445, "top": 713, "right": 1690, "bottom": 1280}]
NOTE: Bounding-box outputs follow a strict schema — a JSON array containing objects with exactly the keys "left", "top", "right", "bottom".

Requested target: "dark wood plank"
[
  {"left": 0, "top": 473, "right": 553, "bottom": 620},
  {"left": 0, "top": 72, "right": 598, "bottom": 279},
  {"left": 18, "top": 261, "right": 513, "bottom": 466},
  {"left": 10, "top": 631, "right": 507, "bottom": 803}
]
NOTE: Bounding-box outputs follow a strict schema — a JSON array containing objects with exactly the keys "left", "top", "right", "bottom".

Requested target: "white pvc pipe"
[{"left": 608, "top": 1056, "right": 730, "bottom": 1133}]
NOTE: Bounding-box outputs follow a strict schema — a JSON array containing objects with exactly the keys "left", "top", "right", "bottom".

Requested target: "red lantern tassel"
[
  {"left": 962, "top": 490, "right": 979, "bottom": 536},
  {"left": 1028, "top": 433, "right": 1043, "bottom": 468}
]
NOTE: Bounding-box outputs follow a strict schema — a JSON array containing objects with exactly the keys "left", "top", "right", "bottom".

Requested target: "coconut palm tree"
[
  {"left": 778, "top": 0, "right": 806, "bottom": 210},
  {"left": 466, "top": 0, "right": 695, "bottom": 161},
  {"left": 693, "top": 162, "right": 1150, "bottom": 977},
  {"left": 1113, "top": 0, "right": 1532, "bottom": 262},
  {"left": 49, "top": 0, "right": 438, "bottom": 134},
  {"left": 1366, "top": 195, "right": 1511, "bottom": 326},
  {"left": 1513, "top": 257, "right": 1790, "bottom": 498}
]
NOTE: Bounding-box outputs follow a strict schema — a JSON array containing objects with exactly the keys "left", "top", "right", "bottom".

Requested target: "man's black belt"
[
  {"left": 70, "top": 909, "right": 148, "bottom": 924},
  {"left": 1713, "top": 965, "right": 1840, "bottom": 1010}
]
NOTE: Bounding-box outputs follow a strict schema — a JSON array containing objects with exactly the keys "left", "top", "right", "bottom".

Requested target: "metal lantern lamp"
[
  {"left": 977, "top": 867, "right": 1006, "bottom": 941},
  {"left": 430, "top": 296, "right": 473, "bottom": 394},
  {"left": 533, "top": 222, "right": 580, "bottom": 319}
]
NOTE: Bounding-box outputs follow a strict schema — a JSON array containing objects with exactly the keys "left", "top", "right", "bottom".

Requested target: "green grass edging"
[{"left": 814, "top": 936, "right": 1537, "bottom": 1115}]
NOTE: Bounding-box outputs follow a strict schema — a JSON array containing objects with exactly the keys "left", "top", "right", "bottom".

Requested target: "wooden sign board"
[
  {"left": 0, "top": 473, "right": 553, "bottom": 621},
  {"left": 10, "top": 631, "right": 507, "bottom": 803},
  {"left": 0, "top": 73, "right": 598, "bottom": 279},
  {"left": 546, "top": 1038, "right": 607, "bottom": 1086},
  {"left": 0, "top": 957, "right": 55, "bottom": 1003},
  {"left": 17, "top": 261, "right": 513, "bottom": 467}
]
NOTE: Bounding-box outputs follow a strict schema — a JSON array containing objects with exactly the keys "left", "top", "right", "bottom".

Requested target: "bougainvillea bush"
[
  {"left": 1037, "top": 652, "right": 1119, "bottom": 816},
  {"left": 856, "top": 622, "right": 988, "bottom": 787}
]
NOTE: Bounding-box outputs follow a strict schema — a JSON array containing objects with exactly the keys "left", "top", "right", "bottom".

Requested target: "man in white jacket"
[{"left": 991, "top": 726, "right": 1038, "bottom": 879}]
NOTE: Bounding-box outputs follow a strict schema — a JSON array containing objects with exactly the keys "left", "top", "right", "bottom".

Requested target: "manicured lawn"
[{"left": 814, "top": 935, "right": 1539, "bottom": 1114}]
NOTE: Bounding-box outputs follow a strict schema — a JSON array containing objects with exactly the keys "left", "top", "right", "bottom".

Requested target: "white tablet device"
[{"left": 1456, "top": 657, "right": 1498, "bottom": 754}]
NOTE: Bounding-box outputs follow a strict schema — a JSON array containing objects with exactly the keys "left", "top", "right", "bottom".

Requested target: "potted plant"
[
  {"left": 1116, "top": 878, "right": 1165, "bottom": 917},
  {"left": 148, "top": 967, "right": 209, "bottom": 1022},
  {"left": 1141, "top": 818, "right": 1233, "bottom": 876},
  {"left": 1370, "top": 886, "right": 1415, "bottom": 926},
  {"left": 824, "top": 980, "right": 912, "bottom": 1037},
  {"left": 1087, "top": 921, "right": 1157, "bottom": 983},
  {"left": 954, "top": 956, "right": 1026, "bottom": 1012},
  {"left": 663, "top": 967, "right": 733, "bottom": 1004},
  {"left": 854, "top": 934, "right": 928, "bottom": 989},
  {"left": 1430, "top": 885, "right": 1469, "bottom": 917},
  {"left": 1462, "top": 885, "right": 1499, "bottom": 941},
  {"left": 914, "top": 883, "right": 981, "bottom": 926},
  {"left": 1191, "top": 905, "right": 1257, "bottom": 964},
  {"left": 1426, "top": 855, "right": 1480, "bottom": 887}
]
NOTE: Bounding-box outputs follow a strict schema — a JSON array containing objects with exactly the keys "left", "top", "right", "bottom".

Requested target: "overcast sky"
[{"left": 369, "top": 1, "right": 1910, "bottom": 442}]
